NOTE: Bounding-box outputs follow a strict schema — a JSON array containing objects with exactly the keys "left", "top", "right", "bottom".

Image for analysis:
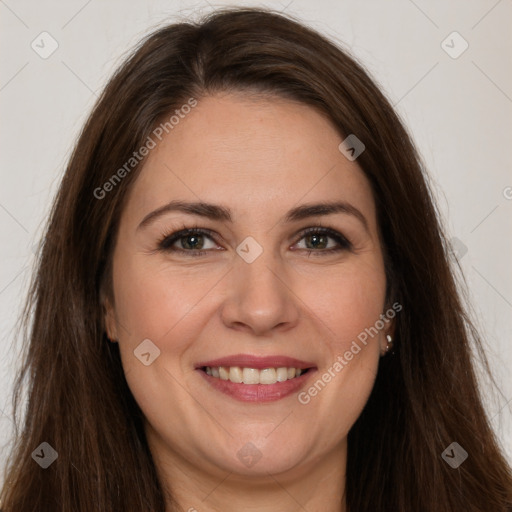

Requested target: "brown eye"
[
  {"left": 294, "top": 227, "right": 352, "bottom": 254},
  {"left": 158, "top": 228, "right": 219, "bottom": 255}
]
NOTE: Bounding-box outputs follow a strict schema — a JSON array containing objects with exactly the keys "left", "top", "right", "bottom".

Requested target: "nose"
[{"left": 219, "top": 249, "right": 300, "bottom": 336}]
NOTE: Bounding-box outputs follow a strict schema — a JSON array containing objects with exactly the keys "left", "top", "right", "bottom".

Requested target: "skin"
[{"left": 104, "top": 92, "right": 393, "bottom": 512}]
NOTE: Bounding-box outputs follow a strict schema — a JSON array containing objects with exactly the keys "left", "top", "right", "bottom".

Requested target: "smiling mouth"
[{"left": 200, "top": 366, "right": 313, "bottom": 385}]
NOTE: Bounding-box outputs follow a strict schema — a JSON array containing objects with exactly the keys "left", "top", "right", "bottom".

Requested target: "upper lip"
[{"left": 195, "top": 354, "right": 316, "bottom": 370}]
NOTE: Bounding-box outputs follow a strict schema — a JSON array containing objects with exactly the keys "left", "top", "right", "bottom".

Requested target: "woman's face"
[{"left": 104, "top": 92, "right": 391, "bottom": 479}]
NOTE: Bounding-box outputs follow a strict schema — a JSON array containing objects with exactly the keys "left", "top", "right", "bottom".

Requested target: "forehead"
[{"left": 123, "top": 93, "right": 376, "bottom": 226}]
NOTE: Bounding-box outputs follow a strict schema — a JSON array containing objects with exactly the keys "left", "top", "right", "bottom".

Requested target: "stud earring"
[{"left": 385, "top": 334, "right": 393, "bottom": 354}]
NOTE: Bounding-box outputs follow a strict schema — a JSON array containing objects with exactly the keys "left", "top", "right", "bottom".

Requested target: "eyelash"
[{"left": 156, "top": 223, "right": 352, "bottom": 257}]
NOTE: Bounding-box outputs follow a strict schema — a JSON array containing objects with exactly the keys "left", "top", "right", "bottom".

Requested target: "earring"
[{"left": 385, "top": 334, "right": 393, "bottom": 354}]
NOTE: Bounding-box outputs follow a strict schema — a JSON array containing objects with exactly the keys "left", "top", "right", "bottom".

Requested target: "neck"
[{"left": 146, "top": 426, "right": 347, "bottom": 512}]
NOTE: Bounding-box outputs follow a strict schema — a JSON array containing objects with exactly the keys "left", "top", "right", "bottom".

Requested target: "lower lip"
[{"left": 197, "top": 369, "right": 316, "bottom": 402}]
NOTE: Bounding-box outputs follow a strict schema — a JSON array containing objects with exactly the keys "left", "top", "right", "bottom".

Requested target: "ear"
[{"left": 101, "top": 289, "right": 118, "bottom": 343}]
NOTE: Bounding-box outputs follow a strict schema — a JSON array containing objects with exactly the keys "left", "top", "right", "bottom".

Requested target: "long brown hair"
[{"left": 1, "top": 6, "right": 511, "bottom": 511}]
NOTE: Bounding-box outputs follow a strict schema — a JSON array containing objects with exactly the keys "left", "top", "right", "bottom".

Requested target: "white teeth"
[
  {"left": 229, "top": 366, "right": 243, "bottom": 383},
  {"left": 259, "top": 368, "right": 276, "bottom": 384},
  {"left": 204, "top": 366, "right": 307, "bottom": 384},
  {"left": 242, "top": 368, "right": 259, "bottom": 384},
  {"left": 276, "top": 367, "right": 288, "bottom": 382}
]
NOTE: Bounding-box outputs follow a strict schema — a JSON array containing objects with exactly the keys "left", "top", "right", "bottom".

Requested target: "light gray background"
[{"left": 1, "top": 0, "right": 511, "bottom": 486}]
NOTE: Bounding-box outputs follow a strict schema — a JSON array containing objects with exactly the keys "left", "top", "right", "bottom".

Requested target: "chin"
[{"left": 211, "top": 436, "right": 310, "bottom": 477}]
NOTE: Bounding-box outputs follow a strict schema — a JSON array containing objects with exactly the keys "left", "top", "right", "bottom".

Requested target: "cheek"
[
  {"left": 305, "top": 258, "right": 387, "bottom": 353},
  {"left": 110, "top": 256, "right": 213, "bottom": 425},
  {"left": 110, "top": 254, "right": 232, "bottom": 397},
  {"left": 297, "top": 263, "right": 386, "bottom": 437},
  {"left": 112, "top": 255, "right": 210, "bottom": 343}
]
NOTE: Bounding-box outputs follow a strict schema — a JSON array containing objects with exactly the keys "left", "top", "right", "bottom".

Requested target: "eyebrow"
[{"left": 137, "top": 200, "right": 369, "bottom": 232}]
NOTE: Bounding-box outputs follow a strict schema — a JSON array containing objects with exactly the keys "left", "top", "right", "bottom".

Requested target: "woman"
[{"left": 1, "top": 6, "right": 511, "bottom": 512}]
